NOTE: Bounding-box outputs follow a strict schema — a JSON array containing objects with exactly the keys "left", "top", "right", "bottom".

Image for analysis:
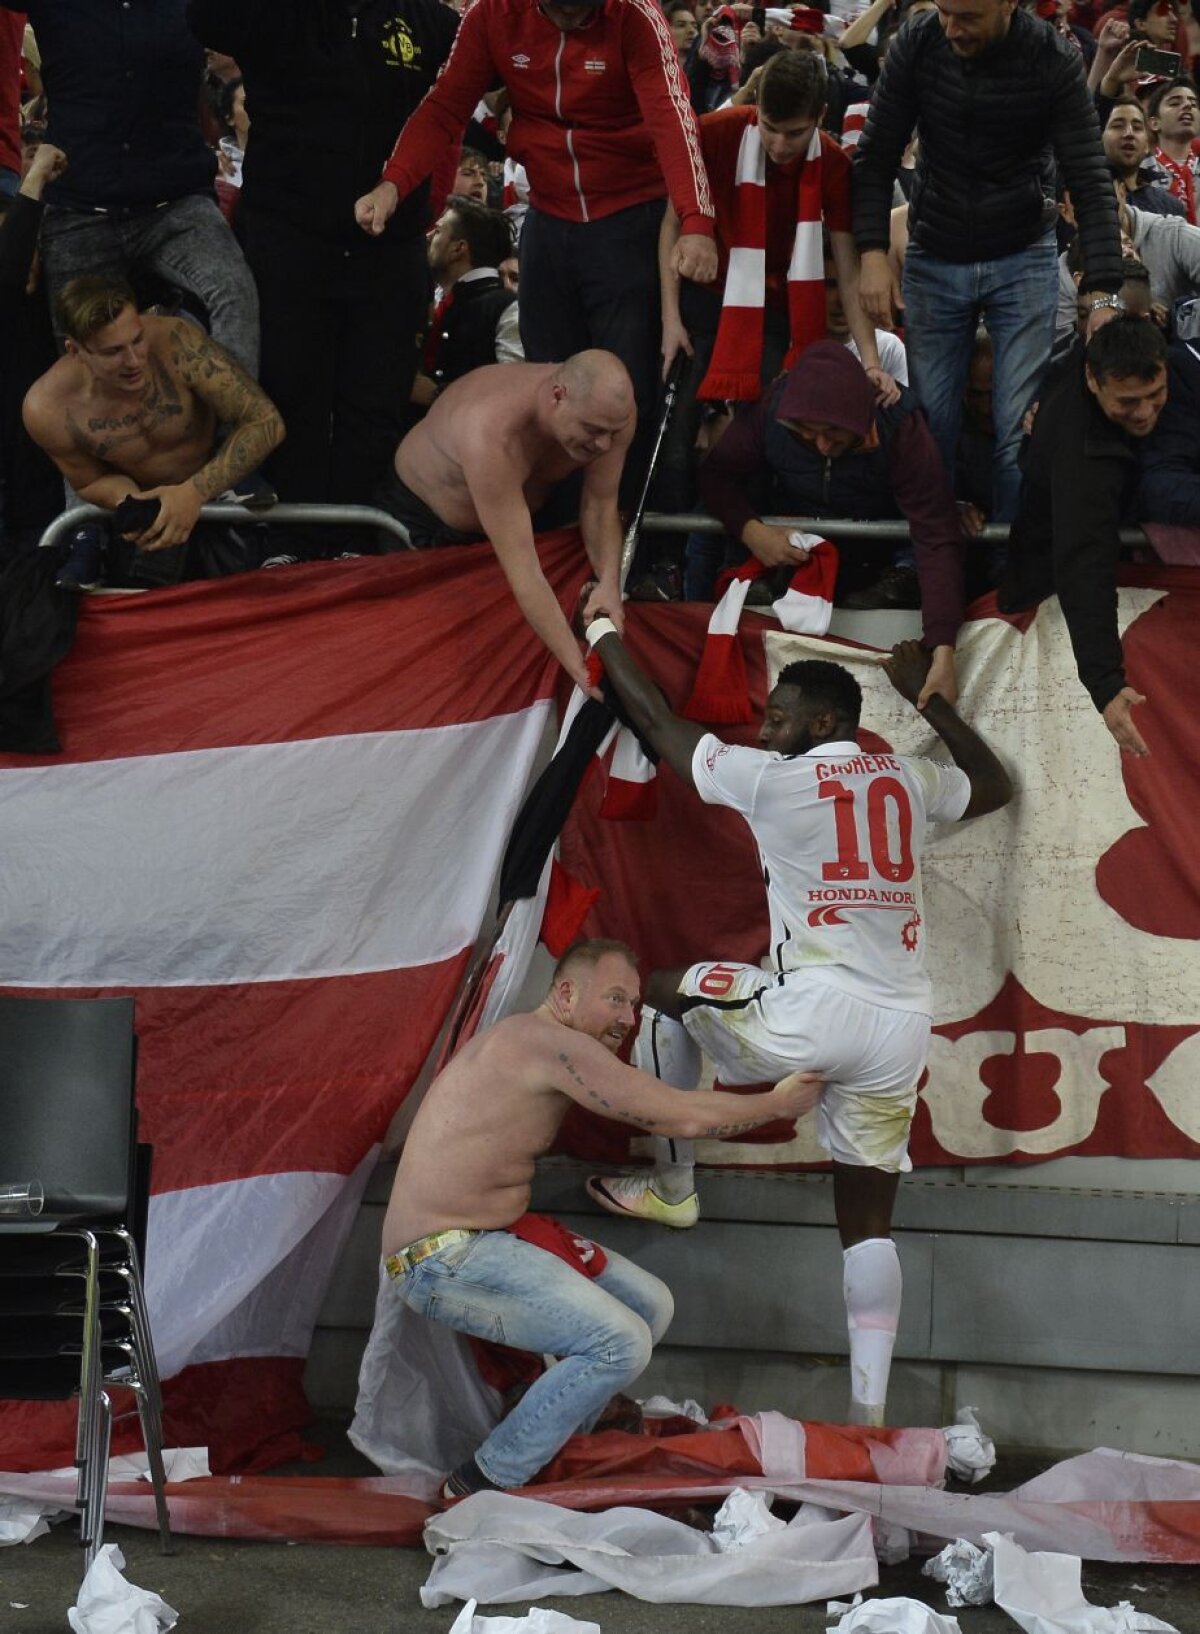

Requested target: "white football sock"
[
  {"left": 632, "top": 1006, "right": 701, "bottom": 1203},
  {"left": 843, "top": 1237, "right": 902, "bottom": 1426}
]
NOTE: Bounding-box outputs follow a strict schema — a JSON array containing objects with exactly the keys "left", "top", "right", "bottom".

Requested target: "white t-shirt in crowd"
[
  {"left": 691, "top": 735, "right": 970, "bottom": 1012},
  {"left": 846, "top": 328, "right": 909, "bottom": 386}
]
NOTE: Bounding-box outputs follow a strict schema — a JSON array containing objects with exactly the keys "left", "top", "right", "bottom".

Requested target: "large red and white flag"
[{"left": 0, "top": 536, "right": 589, "bottom": 1472}]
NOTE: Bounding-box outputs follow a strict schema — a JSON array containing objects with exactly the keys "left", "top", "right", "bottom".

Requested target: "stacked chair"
[{"left": 0, "top": 995, "right": 172, "bottom": 1572}]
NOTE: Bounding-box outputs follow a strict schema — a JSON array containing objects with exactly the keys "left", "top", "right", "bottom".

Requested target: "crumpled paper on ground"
[
  {"left": 422, "top": 1490, "right": 878, "bottom": 1607},
  {"left": 825, "top": 1595, "right": 962, "bottom": 1633},
  {"left": 987, "top": 1532, "right": 1180, "bottom": 1634},
  {"left": 0, "top": 1496, "right": 57, "bottom": 1546},
  {"left": 923, "top": 1538, "right": 995, "bottom": 1606},
  {"left": 943, "top": 1407, "right": 995, "bottom": 1485},
  {"left": 67, "top": 1544, "right": 178, "bottom": 1634},
  {"left": 448, "top": 1599, "right": 600, "bottom": 1633},
  {"left": 710, "top": 1487, "right": 785, "bottom": 1552}
]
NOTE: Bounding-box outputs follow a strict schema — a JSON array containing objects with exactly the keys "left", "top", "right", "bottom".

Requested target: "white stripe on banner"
[
  {"left": 0, "top": 705, "right": 550, "bottom": 988},
  {"left": 724, "top": 246, "right": 768, "bottom": 308},
  {"left": 146, "top": 1148, "right": 379, "bottom": 1379}
]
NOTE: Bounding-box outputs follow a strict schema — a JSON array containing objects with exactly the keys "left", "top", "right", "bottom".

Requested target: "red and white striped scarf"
[
  {"left": 682, "top": 538, "right": 839, "bottom": 723},
  {"left": 697, "top": 117, "right": 826, "bottom": 403}
]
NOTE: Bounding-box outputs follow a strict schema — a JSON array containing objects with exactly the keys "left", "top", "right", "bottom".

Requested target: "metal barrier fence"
[
  {"left": 640, "top": 512, "right": 1151, "bottom": 547},
  {"left": 38, "top": 503, "right": 1151, "bottom": 557},
  {"left": 36, "top": 503, "right": 416, "bottom": 555}
]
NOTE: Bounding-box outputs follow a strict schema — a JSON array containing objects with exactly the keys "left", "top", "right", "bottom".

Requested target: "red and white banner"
[
  {"left": 0, "top": 536, "right": 586, "bottom": 1473},
  {"left": 3, "top": 554, "right": 1197, "bottom": 1477}
]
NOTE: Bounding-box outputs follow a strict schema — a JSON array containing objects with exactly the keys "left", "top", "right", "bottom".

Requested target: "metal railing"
[
  {"left": 37, "top": 503, "right": 416, "bottom": 555},
  {"left": 38, "top": 502, "right": 1153, "bottom": 559},
  {"left": 640, "top": 512, "right": 1152, "bottom": 547}
]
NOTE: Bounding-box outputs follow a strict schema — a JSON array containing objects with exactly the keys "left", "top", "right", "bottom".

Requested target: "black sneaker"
[
  {"left": 55, "top": 525, "right": 105, "bottom": 591},
  {"left": 842, "top": 565, "right": 921, "bottom": 611},
  {"left": 441, "top": 1457, "right": 505, "bottom": 1501}
]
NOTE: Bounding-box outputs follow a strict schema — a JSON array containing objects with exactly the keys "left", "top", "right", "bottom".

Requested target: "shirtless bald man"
[
  {"left": 380, "top": 350, "right": 633, "bottom": 697},
  {"left": 23, "top": 275, "right": 283, "bottom": 556},
  {"left": 382, "top": 937, "right": 819, "bottom": 1498}
]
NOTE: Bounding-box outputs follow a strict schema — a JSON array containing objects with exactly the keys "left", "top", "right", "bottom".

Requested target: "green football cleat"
[{"left": 586, "top": 1174, "right": 700, "bottom": 1229}]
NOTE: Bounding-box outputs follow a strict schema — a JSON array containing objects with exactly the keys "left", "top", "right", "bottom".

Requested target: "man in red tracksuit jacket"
[{"left": 356, "top": 0, "right": 718, "bottom": 504}]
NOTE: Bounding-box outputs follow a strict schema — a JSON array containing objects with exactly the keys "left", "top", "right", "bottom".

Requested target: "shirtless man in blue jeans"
[{"left": 382, "top": 937, "right": 819, "bottom": 1499}]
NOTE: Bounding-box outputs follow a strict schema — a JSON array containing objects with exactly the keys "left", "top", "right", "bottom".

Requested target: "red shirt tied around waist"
[{"left": 363, "top": 0, "right": 714, "bottom": 236}]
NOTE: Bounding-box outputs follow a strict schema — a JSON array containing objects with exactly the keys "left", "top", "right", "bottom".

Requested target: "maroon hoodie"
[{"left": 700, "top": 341, "right": 966, "bottom": 650}]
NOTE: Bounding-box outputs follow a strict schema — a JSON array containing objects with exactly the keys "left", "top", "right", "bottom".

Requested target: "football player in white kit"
[{"left": 580, "top": 623, "right": 1012, "bottom": 1424}]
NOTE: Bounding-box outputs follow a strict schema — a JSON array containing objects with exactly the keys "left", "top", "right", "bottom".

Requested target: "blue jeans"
[
  {"left": 392, "top": 1230, "right": 673, "bottom": 1488},
  {"left": 40, "top": 194, "right": 260, "bottom": 376},
  {"left": 901, "top": 232, "right": 1058, "bottom": 524}
]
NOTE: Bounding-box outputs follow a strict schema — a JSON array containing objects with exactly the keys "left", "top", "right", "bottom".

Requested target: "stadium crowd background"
[{"left": 1, "top": 0, "right": 1198, "bottom": 666}]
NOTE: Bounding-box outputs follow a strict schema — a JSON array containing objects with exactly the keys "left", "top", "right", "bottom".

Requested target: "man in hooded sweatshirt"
[{"left": 697, "top": 340, "right": 965, "bottom": 706}]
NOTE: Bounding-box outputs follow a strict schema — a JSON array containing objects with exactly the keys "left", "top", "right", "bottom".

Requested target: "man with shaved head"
[{"left": 380, "top": 349, "right": 635, "bottom": 694}]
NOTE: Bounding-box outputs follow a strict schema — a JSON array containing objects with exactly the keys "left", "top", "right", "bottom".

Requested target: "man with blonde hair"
[
  {"left": 23, "top": 275, "right": 283, "bottom": 575},
  {"left": 383, "top": 937, "right": 819, "bottom": 1497}
]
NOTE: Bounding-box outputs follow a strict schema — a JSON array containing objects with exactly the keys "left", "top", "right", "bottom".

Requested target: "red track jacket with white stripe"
[{"left": 381, "top": 0, "right": 715, "bottom": 236}]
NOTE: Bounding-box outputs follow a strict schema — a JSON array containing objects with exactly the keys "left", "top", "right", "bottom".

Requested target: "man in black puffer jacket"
[{"left": 852, "top": 0, "right": 1125, "bottom": 530}]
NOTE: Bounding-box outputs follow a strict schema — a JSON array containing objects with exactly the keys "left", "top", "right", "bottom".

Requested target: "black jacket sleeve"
[
  {"left": 851, "top": 26, "right": 920, "bottom": 256},
  {"left": 1052, "top": 52, "right": 1124, "bottom": 295},
  {"left": 1136, "top": 342, "right": 1200, "bottom": 525},
  {"left": 0, "top": 194, "right": 43, "bottom": 376},
  {"left": 1050, "top": 428, "right": 1129, "bottom": 712}
]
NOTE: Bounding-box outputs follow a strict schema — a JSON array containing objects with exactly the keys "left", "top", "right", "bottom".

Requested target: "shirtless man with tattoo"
[
  {"left": 382, "top": 938, "right": 819, "bottom": 1498},
  {"left": 381, "top": 350, "right": 633, "bottom": 697},
  {"left": 23, "top": 275, "right": 283, "bottom": 553}
]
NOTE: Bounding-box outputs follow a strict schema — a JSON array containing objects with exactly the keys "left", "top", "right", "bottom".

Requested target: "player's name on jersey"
[
  {"left": 808, "top": 887, "right": 917, "bottom": 905},
  {"left": 814, "top": 754, "right": 902, "bottom": 781}
]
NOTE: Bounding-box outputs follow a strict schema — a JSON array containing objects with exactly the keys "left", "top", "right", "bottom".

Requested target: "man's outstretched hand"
[
  {"left": 1102, "top": 686, "right": 1149, "bottom": 757},
  {"left": 772, "top": 1070, "right": 823, "bottom": 1121}
]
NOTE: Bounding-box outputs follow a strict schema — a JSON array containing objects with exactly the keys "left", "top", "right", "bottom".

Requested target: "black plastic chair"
[{"left": 0, "top": 996, "right": 171, "bottom": 1569}]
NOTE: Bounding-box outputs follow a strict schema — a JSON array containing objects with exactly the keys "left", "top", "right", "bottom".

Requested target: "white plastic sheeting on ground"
[
  {"left": 421, "top": 1489, "right": 879, "bottom": 1608},
  {"left": 767, "top": 1448, "right": 1200, "bottom": 1563},
  {"left": 67, "top": 1544, "right": 177, "bottom": 1634},
  {"left": 448, "top": 1603, "right": 600, "bottom": 1634},
  {"left": 825, "top": 1598, "right": 963, "bottom": 1633},
  {"left": 988, "top": 1532, "right": 1181, "bottom": 1634}
]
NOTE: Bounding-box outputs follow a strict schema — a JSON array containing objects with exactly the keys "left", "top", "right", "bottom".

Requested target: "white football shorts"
[{"left": 678, "top": 961, "right": 931, "bottom": 1173}]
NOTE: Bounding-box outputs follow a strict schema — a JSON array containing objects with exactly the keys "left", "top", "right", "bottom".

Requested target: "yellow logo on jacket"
[{"left": 381, "top": 14, "right": 422, "bottom": 68}]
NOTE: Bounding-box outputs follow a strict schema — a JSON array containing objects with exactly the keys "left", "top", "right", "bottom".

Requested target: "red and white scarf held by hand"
[{"left": 697, "top": 117, "right": 826, "bottom": 403}]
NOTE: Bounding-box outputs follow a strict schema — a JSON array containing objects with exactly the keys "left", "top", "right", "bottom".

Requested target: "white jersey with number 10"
[{"left": 691, "top": 734, "right": 971, "bottom": 1013}]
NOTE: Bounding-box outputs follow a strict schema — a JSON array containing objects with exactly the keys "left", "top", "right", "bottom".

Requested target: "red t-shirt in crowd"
[{"left": 699, "top": 105, "right": 853, "bottom": 305}]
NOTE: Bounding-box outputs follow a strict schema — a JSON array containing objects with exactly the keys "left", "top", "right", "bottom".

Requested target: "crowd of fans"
[{"left": 1, "top": 0, "right": 1198, "bottom": 748}]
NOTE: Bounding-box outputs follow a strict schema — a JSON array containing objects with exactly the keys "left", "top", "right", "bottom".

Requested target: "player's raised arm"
[
  {"left": 882, "top": 640, "right": 1013, "bottom": 819},
  {"left": 584, "top": 614, "right": 709, "bottom": 786}
]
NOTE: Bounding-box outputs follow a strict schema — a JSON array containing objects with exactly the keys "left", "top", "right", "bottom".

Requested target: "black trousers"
[
  {"left": 240, "top": 207, "right": 430, "bottom": 508},
  {"left": 519, "top": 200, "right": 665, "bottom": 510}
]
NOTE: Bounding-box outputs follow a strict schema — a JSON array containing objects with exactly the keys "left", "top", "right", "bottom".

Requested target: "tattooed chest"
[{"left": 72, "top": 367, "right": 199, "bottom": 461}]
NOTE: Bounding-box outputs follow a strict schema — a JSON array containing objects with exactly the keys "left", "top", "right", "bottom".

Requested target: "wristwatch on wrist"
[{"left": 1087, "top": 293, "right": 1126, "bottom": 315}]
